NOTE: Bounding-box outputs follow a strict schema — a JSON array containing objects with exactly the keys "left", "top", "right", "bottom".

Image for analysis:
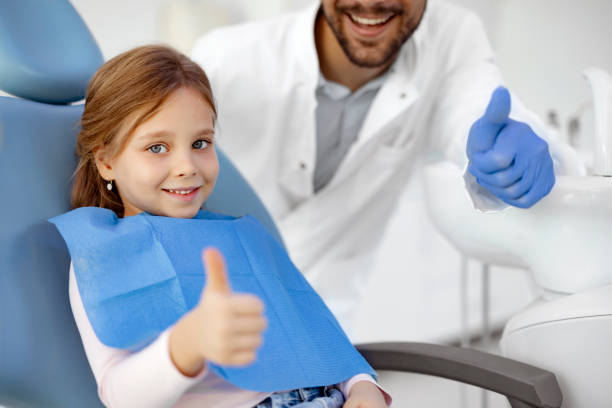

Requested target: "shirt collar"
[{"left": 317, "top": 68, "right": 390, "bottom": 100}]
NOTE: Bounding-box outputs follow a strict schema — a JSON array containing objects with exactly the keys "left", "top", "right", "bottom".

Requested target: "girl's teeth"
[
  {"left": 168, "top": 189, "right": 194, "bottom": 195},
  {"left": 350, "top": 14, "right": 392, "bottom": 26}
]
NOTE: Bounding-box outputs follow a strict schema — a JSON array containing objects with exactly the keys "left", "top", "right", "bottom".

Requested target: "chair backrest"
[{"left": 0, "top": 1, "right": 281, "bottom": 407}]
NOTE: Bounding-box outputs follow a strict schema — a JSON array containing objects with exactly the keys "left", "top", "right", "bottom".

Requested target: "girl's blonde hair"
[{"left": 71, "top": 45, "right": 217, "bottom": 216}]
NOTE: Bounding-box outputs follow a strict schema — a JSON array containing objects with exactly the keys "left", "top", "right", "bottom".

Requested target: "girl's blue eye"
[
  {"left": 193, "top": 139, "right": 209, "bottom": 150},
  {"left": 148, "top": 144, "right": 167, "bottom": 154}
]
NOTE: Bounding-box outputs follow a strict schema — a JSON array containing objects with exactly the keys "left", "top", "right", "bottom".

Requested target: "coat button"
[
  {"left": 400, "top": 92, "right": 406, "bottom": 99},
  {"left": 299, "top": 161, "right": 307, "bottom": 170}
]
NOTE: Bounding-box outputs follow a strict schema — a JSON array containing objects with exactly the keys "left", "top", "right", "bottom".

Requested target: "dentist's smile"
[{"left": 345, "top": 11, "right": 397, "bottom": 38}]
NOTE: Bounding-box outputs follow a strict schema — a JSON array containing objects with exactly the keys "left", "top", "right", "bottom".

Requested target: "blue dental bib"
[{"left": 49, "top": 207, "right": 374, "bottom": 392}]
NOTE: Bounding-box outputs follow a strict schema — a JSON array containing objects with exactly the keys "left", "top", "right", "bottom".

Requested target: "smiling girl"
[{"left": 50, "top": 45, "right": 390, "bottom": 408}]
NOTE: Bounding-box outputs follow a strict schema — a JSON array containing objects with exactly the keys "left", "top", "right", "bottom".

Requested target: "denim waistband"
[{"left": 253, "top": 386, "right": 345, "bottom": 408}]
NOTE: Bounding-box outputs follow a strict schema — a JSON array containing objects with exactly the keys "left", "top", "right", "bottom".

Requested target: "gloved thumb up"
[
  {"left": 202, "top": 247, "right": 231, "bottom": 295},
  {"left": 467, "top": 86, "right": 511, "bottom": 158}
]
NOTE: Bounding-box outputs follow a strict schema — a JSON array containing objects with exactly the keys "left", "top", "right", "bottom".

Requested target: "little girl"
[{"left": 50, "top": 45, "right": 391, "bottom": 408}]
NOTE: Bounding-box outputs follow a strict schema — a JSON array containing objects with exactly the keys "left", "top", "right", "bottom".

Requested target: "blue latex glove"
[{"left": 466, "top": 86, "right": 555, "bottom": 208}]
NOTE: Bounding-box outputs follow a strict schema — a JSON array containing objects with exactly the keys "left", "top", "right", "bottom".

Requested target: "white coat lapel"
[
  {"left": 277, "top": 2, "right": 320, "bottom": 204},
  {"left": 356, "top": 42, "right": 420, "bottom": 149}
]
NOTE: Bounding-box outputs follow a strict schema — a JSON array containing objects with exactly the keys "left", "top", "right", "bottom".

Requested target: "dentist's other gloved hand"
[{"left": 466, "top": 86, "right": 555, "bottom": 208}]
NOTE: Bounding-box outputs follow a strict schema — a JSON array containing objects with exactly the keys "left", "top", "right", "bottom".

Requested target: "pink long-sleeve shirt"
[{"left": 69, "top": 264, "right": 391, "bottom": 407}]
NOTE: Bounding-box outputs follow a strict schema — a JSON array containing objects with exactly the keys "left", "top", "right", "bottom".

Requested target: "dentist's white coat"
[{"left": 192, "top": 1, "right": 570, "bottom": 334}]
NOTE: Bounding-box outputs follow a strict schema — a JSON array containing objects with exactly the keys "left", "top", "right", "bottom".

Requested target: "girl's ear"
[{"left": 94, "top": 147, "right": 114, "bottom": 181}]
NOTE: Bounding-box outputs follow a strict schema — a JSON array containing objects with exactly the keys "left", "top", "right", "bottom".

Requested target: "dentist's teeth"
[{"left": 350, "top": 14, "right": 392, "bottom": 26}]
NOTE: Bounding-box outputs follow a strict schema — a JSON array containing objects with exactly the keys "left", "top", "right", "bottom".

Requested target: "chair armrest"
[{"left": 355, "top": 342, "right": 562, "bottom": 408}]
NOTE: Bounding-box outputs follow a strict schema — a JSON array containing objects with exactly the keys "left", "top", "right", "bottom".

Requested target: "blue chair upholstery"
[
  {"left": 0, "top": 100, "right": 99, "bottom": 408},
  {"left": 204, "top": 150, "right": 283, "bottom": 245},
  {"left": 0, "top": 0, "right": 103, "bottom": 104}
]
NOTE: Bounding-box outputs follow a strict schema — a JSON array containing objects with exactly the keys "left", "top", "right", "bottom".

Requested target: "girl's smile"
[{"left": 163, "top": 186, "right": 202, "bottom": 201}]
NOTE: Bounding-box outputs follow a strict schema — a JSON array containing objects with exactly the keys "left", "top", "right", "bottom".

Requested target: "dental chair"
[{"left": 0, "top": 1, "right": 562, "bottom": 407}]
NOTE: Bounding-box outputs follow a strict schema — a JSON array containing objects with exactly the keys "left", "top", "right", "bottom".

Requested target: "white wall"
[
  {"left": 456, "top": 0, "right": 612, "bottom": 151},
  {"left": 70, "top": 0, "right": 312, "bottom": 59}
]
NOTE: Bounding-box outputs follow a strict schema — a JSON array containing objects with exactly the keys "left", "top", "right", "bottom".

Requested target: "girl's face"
[{"left": 96, "top": 86, "right": 218, "bottom": 218}]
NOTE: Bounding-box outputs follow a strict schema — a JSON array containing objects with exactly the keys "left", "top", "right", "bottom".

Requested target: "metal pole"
[
  {"left": 459, "top": 255, "right": 469, "bottom": 408},
  {"left": 481, "top": 262, "right": 491, "bottom": 408},
  {"left": 460, "top": 255, "right": 470, "bottom": 348}
]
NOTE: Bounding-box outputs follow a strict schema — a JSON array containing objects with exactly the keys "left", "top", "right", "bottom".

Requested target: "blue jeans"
[{"left": 253, "top": 386, "right": 345, "bottom": 408}]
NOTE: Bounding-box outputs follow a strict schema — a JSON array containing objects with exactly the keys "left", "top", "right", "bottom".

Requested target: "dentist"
[{"left": 192, "top": 0, "right": 559, "bottom": 336}]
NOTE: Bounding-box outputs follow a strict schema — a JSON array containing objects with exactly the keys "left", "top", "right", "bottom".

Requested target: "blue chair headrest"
[{"left": 0, "top": 0, "right": 103, "bottom": 104}]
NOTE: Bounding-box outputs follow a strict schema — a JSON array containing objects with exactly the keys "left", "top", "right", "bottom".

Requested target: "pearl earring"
[{"left": 107, "top": 180, "right": 113, "bottom": 191}]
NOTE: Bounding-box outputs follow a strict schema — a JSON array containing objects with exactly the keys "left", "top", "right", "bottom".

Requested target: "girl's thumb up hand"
[{"left": 193, "top": 248, "right": 267, "bottom": 366}]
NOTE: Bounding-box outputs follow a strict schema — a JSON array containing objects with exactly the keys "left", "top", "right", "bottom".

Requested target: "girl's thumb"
[{"left": 202, "top": 247, "right": 231, "bottom": 294}]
